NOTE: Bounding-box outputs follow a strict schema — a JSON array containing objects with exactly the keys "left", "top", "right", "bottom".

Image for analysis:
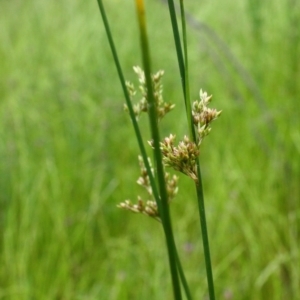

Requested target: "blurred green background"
[{"left": 0, "top": 0, "right": 299, "bottom": 299}]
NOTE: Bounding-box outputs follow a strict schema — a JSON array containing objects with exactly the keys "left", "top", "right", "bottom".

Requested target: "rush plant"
[{"left": 97, "top": 0, "right": 221, "bottom": 299}]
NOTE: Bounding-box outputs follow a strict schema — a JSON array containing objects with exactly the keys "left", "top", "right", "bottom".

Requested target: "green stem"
[
  {"left": 175, "top": 247, "right": 193, "bottom": 300},
  {"left": 179, "top": 0, "right": 195, "bottom": 141},
  {"left": 195, "top": 163, "right": 215, "bottom": 300},
  {"left": 96, "top": 0, "right": 161, "bottom": 208},
  {"left": 178, "top": 1, "right": 216, "bottom": 298},
  {"left": 166, "top": 0, "right": 186, "bottom": 99},
  {"left": 135, "top": 0, "right": 182, "bottom": 299}
]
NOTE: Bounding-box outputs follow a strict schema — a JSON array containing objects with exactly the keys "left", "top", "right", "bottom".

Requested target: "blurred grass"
[{"left": 0, "top": 0, "right": 299, "bottom": 299}]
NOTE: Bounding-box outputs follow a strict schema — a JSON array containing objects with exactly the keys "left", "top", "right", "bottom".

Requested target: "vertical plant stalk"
[
  {"left": 166, "top": 0, "right": 186, "bottom": 99},
  {"left": 175, "top": 249, "right": 193, "bottom": 300},
  {"left": 179, "top": 1, "right": 216, "bottom": 298},
  {"left": 179, "top": 0, "right": 194, "bottom": 141},
  {"left": 195, "top": 164, "right": 216, "bottom": 300},
  {"left": 135, "top": 0, "right": 182, "bottom": 299},
  {"left": 96, "top": 0, "right": 159, "bottom": 205}
]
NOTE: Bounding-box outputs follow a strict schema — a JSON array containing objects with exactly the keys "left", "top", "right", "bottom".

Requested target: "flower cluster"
[
  {"left": 120, "top": 67, "right": 221, "bottom": 217},
  {"left": 152, "top": 135, "right": 199, "bottom": 183},
  {"left": 192, "top": 89, "right": 222, "bottom": 145},
  {"left": 124, "top": 66, "right": 175, "bottom": 120},
  {"left": 118, "top": 156, "right": 179, "bottom": 221},
  {"left": 149, "top": 90, "right": 221, "bottom": 182},
  {"left": 117, "top": 198, "right": 160, "bottom": 221}
]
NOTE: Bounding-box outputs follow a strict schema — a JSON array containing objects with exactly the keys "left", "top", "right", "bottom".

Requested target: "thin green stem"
[
  {"left": 179, "top": 0, "right": 195, "bottom": 141},
  {"left": 135, "top": 0, "right": 182, "bottom": 299},
  {"left": 166, "top": 0, "right": 186, "bottom": 100},
  {"left": 96, "top": 0, "right": 160, "bottom": 208},
  {"left": 175, "top": 248, "right": 193, "bottom": 300},
  {"left": 195, "top": 162, "right": 215, "bottom": 300},
  {"left": 179, "top": 1, "right": 216, "bottom": 298}
]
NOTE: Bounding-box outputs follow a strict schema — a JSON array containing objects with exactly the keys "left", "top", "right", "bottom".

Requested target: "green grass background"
[{"left": 0, "top": 0, "right": 299, "bottom": 299}]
